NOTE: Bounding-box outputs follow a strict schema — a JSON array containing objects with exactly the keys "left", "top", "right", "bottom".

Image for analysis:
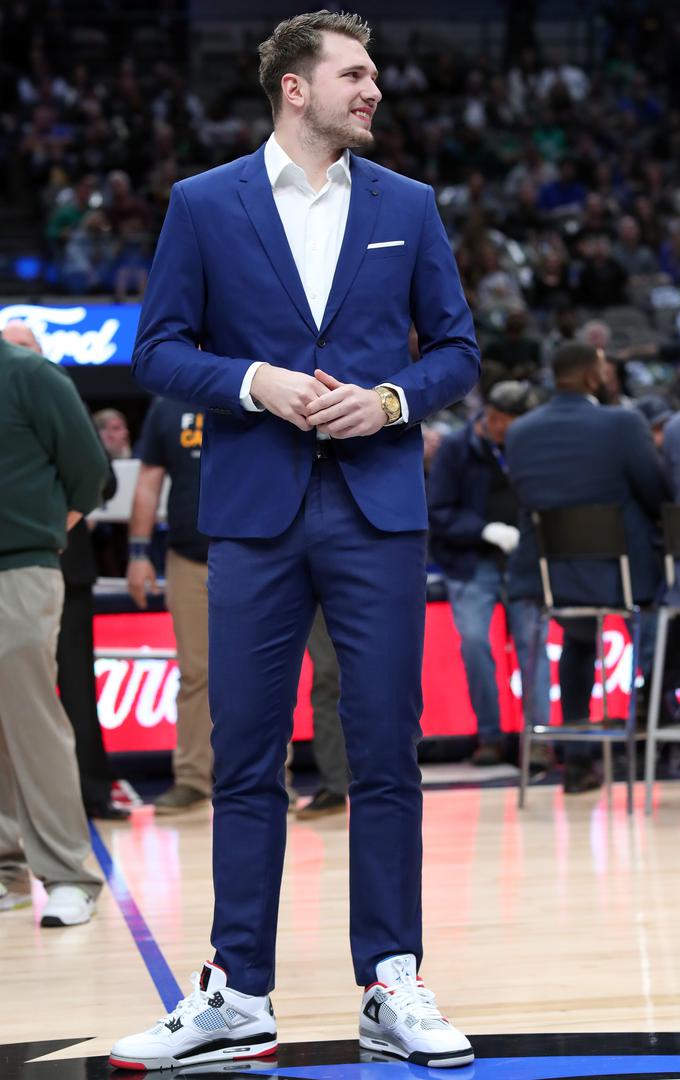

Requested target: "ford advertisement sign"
[{"left": 0, "top": 303, "right": 140, "bottom": 365}]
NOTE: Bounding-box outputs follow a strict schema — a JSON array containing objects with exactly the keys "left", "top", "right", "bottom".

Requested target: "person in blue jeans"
[{"left": 428, "top": 381, "right": 550, "bottom": 766}]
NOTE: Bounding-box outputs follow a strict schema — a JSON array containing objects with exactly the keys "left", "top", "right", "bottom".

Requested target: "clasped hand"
[{"left": 250, "top": 365, "right": 386, "bottom": 438}]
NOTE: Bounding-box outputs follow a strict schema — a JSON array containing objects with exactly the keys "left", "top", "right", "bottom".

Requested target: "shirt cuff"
[
  {"left": 380, "top": 382, "right": 409, "bottom": 424},
  {"left": 240, "top": 362, "right": 266, "bottom": 412}
]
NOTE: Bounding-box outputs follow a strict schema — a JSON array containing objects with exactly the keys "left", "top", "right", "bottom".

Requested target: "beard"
[{"left": 303, "top": 94, "right": 374, "bottom": 153}]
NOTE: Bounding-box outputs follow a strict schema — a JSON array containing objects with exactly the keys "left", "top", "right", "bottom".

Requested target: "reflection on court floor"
[{"left": 6, "top": 1034, "right": 680, "bottom": 1080}]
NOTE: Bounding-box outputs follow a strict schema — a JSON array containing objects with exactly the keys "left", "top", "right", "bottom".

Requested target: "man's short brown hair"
[{"left": 258, "top": 10, "right": 371, "bottom": 118}]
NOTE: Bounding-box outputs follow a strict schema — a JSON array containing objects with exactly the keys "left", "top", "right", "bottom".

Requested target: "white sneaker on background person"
[
  {"left": 0, "top": 881, "right": 32, "bottom": 911},
  {"left": 359, "top": 954, "right": 474, "bottom": 1068},
  {"left": 40, "top": 885, "right": 95, "bottom": 927},
  {"left": 110, "top": 962, "right": 278, "bottom": 1071}
]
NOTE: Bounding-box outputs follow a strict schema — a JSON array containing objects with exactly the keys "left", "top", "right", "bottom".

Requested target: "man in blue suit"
[
  {"left": 506, "top": 343, "right": 667, "bottom": 792},
  {"left": 111, "top": 11, "right": 479, "bottom": 1073}
]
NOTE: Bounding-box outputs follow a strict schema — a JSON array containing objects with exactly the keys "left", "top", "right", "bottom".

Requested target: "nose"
[{"left": 364, "top": 78, "right": 381, "bottom": 105}]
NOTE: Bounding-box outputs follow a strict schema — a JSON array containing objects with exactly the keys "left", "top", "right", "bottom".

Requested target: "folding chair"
[{"left": 519, "top": 504, "right": 642, "bottom": 813}]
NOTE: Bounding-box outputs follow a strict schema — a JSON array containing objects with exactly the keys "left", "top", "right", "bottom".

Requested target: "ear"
[{"left": 280, "top": 72, "right": 307, "bottom": 111}]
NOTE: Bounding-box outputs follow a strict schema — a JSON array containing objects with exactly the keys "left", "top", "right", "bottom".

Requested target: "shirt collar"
[{"left": 264, "top": 133, "right": 351, "bottom": 192}]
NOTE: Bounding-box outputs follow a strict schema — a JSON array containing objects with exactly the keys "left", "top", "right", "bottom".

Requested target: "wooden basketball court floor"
[{"left": 4, "top": 772, "right": 680, "bottom": 1079}]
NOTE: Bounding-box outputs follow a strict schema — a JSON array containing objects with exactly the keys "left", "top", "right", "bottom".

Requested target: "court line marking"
[{"left": 90, "top": 821, "right": 183, "bottom": 1012}]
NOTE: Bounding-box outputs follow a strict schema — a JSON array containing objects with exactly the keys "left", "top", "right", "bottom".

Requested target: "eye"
[{"left": 344, "top": 71, "right": 359, "bottom": 79}]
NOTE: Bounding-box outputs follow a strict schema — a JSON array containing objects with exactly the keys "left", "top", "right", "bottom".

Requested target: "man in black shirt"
[{"left": 127, "top": 398, "right": 211, "bottom": 813}]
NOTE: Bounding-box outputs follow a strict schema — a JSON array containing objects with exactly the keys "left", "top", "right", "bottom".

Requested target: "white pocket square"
[{"left": 366, "top": 240, "right": 405, "bottom": 249}]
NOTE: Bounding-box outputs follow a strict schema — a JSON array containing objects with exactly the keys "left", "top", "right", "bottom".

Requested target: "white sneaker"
[
  {"left": 40, "top": 885, "right": 95, "bottom": 927},
  {"left": 110, "top": 962, "right": 278, "bottom": 1071},
  {"left": 359, "top": 954, "right": 474, "bottom": 1068},
  {"left": 0, "top": 882, "right": 31, "bottom": 912}
]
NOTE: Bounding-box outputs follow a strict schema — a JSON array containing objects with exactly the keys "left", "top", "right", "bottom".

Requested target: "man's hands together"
[{"left": 250, "top": 365, "right": 386, "bottom": 438}]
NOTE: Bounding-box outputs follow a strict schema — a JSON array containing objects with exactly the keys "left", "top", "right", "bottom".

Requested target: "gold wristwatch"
[{"left": 373, "top": 384, "right": 402, "bottom": 425}]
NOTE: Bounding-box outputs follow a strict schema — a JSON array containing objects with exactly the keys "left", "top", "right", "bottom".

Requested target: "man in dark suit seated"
[{"left": 506, "top": 343, "right": 668, "bottom": 792}]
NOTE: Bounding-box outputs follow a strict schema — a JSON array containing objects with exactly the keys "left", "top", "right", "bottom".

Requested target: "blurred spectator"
[
  {"left": 612, "top": 215, "right": 660, "bottom": 280},
  {"left": 536, "top": 49, "right": 590, "bottom": 105},
  {"left": 537, "top": 159, "right": 587, "bottom": 213},
  {"left": 659, "top": 220, "right": 680, "bottom": 286},
  {"left": 600, "top": 353, "right": 633, "bottom": 408},
  {"left": 482, "top": 305, "right": 542, "bottom": 391},
  {"left": 60, "top": 209, "right": 115, "bottom": 293},
  {"left": 542, "top": 303, "right": 579, "bottom": 365},
  {"left": 634, "top": 395, "right": 674, "bottom": 452},
  {"left": 664, "top": 412, "right": 680, "bottom": 499},
  {"left": 506, "top": 343, "right": 668, "bottom": 792},
  {"left": 46, "top": 174, "right": 98, "bottom": 253},
  {"left": 1, "top": 319, "right": 41, "bottom": 351},
  {"left": 428, "top": 380, "right": 549, "bottom": 766},
  {"left": 501, "top": 178, "right": 544, "bottom": 240},
  {"left": 0, "top": 333, "right": 108, "bottom": 924},
  {"left": 530, "top": 245, "right": 572, "bottom": 313},
  {"left": 575, "top": 236, "right": 629, "bottom": 308},
  {"left": 105, "top": 170, "right": 152, "bottom": 301},
  {"left": 577, "top": 319, "right": 612, "bottom": 352},
  {"left": 127, "top": 397, "right": 211, "bottom": 814},
  {"left": 93, "top": 408, "right": 132, "bottom": 459},
  {"left": 2, "top": 321, "right": 124, "bottom": 820}
]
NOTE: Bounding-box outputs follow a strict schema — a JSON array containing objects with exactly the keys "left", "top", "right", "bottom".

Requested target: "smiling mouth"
[{"left": 351, "top": 108, "right": 372, "bottom": 125}]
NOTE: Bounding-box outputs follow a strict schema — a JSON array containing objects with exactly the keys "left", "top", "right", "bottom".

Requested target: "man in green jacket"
[{"left": 0, "top": 334, "right": 109, "bottom": 926}]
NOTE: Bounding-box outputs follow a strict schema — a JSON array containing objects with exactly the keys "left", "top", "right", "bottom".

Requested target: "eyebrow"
[{"left": 338, "top": 64, "right": 379, "bottom": 81}]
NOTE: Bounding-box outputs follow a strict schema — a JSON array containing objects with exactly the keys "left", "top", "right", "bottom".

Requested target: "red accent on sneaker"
[
  {"left": 200, "top": 959, "right": 228, "bottom": 990},
  {"left": 234, "top": 1045, "right": 279, "bottom": 1060},
  {"left": 109, "top": 1057, "right": 147, "bottom": 1070},
  {"left": 364, "top": 981, "right": 386, "bottom": 991}
]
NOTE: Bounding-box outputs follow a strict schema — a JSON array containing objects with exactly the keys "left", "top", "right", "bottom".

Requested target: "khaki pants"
[
  {"left": 0, "top": 566, "right": 101, "bottom": 897},
  {"left": 165, "top": 549, "right": 212, "bottom": 795}
]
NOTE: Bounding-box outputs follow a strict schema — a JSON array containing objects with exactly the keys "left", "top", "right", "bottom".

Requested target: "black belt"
[{"left": 314, "top": 439, "right": 336, "bottom": 461}]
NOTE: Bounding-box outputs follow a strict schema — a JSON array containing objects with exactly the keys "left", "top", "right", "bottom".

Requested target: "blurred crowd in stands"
[{"left": 3, "top": 4, "right": 680, "bottom": 408}]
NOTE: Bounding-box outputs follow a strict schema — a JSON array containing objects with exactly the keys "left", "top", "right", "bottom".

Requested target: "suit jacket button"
[{"left": 317, "top": 338, "right": 327, "bottom": 348}]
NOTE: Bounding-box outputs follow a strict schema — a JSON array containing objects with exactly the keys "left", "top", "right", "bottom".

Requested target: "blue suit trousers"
[{"left": 207, "top": 459, "right": 427, "bottom": 994}]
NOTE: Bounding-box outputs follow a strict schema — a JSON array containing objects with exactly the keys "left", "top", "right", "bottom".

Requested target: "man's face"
[
  {"left": 484, "top": 406, "right": 515, "bottom": 446},
  {"left": 302, "top": 32, "right": 381, "bottom": 150},
  {"left": 588, "top": 348, "right": 609, "bottom": 400},
  {"left": 652, "top": 423, "right": 666, "bottom": 451},
  {"left": 100, "top": 416, "right": 130, "bottom": 459}
]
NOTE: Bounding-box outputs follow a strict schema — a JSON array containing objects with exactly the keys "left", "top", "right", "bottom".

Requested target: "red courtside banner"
[{"left": 94, "top": 606, "right": 638, "bottom": 754}]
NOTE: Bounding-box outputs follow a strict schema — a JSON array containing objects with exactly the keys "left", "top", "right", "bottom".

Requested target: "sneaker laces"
[
  {"left": 157, "top": 972, "right": 207, "bottom": 1026},
  {"left": 384, "top": 976, "right": 445, "bottom": 1023}
]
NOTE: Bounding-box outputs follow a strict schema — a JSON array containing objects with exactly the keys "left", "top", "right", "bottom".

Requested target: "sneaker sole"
[
  {"left": 359, "top": 1034, "right": 474, "bottom": 1069},
  {"left": 110, "top": 1039, "right": 278, "bottom": 1071},
  {"left": 41, "top": 907, "right": 95, "bottom": 928}
]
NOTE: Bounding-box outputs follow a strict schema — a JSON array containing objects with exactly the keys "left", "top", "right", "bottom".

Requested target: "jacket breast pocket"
[{"left": 365, "top": 245, "right": 408, "bottom": 261}]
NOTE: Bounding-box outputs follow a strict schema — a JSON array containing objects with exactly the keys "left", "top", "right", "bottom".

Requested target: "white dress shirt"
[{"left": 239, "top": 134, "right": 407, "bottom": 423}]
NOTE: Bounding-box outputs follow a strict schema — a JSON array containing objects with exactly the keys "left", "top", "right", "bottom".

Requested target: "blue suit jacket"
[
  {"left": 132, "top": 145, "right": 479, "bottom": 538},
  {"left": 505, "top": 393, "right": 668, "bottom": 605}
]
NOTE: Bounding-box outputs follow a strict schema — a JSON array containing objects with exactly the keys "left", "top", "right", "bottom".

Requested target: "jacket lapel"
[
  {"left": 237, "top": 147, "right": 317, "bottom": 336},
  {"left": 318, "top": 154, "right": 382, "bottom": 335}
]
